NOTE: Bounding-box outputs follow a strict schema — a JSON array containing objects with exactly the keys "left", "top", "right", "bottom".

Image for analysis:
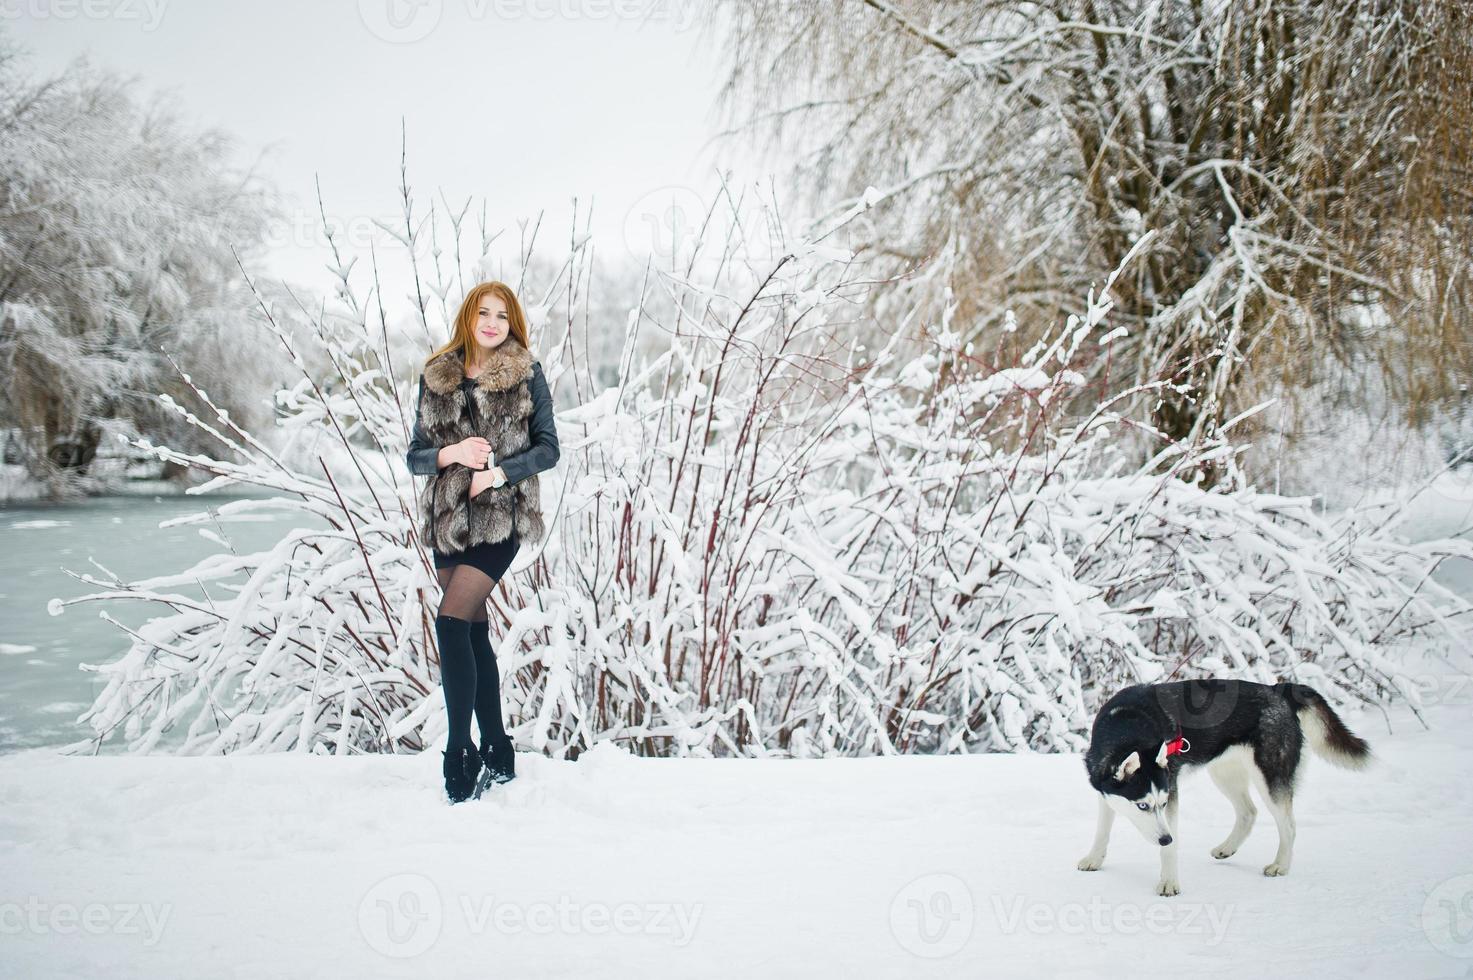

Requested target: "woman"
[{"left": 405, "top": 281, "right": 559, "bottom": 803}]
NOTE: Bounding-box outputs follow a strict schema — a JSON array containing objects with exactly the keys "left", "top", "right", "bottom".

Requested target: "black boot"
[
  {"left": 479, "top": 734, "right": 516, "bottom": 784},
  {"left": 442, "top": 745, "right": 482, "bottom": 803}
]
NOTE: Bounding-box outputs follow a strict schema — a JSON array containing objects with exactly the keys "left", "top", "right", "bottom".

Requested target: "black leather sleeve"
[
  {"left": 404, "top": 376, "right": 443, "bottom": 477},
  {"left": 498, "top": 362, "right": 560, "bottom": 486}
]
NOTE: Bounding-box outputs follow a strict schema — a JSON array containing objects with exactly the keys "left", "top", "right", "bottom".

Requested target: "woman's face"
[{"left": 472, "top": 294, "right": 510, "bottom": 351}]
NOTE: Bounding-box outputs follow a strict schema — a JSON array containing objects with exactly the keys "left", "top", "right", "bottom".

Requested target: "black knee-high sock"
[
  {"left": 435, "top": 614, "right": 477, "bottom": 751},
  {"left": 468, "top": 620, "right": 508, "bottom": 745}
]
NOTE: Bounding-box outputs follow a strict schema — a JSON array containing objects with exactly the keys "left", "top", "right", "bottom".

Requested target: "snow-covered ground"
[
  {"left": 6, "top": 474, "right": 1469, "bottom": 976},
  {"left": 4, "top": 688, "right": 1472, "bottom": 978}
]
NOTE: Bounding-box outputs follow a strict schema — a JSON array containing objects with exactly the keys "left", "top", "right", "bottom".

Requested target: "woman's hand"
[
  {"left": 469, "top": 467, "right": 507, "bottom": 497},
  {"left": 452, "top": 436, "right": 492, "bottom": 470}
]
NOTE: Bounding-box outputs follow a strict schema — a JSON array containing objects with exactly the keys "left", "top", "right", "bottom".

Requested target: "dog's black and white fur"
[{"left": 1077, "top": 678, "right": 1371, "bottom": 896}]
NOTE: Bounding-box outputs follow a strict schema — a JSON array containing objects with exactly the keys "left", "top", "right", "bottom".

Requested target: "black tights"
[{"left": 435, "top": 563, "right": 509, "bottom": 752}]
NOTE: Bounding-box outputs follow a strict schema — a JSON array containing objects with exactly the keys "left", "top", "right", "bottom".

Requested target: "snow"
[{"left": 3, "top": 694, "right": 1470, "bottom": 977}]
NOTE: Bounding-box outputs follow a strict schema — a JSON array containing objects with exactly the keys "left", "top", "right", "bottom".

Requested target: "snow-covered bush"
[{"left": 53, "top": 176, "right": 1472, "bottom": 757}]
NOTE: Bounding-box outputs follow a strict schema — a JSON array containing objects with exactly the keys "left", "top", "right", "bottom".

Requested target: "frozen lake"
[{"left": 0, "top": 487, "right": 325, "bottom": 754}]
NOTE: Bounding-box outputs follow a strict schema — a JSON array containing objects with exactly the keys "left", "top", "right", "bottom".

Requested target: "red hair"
[{"left": 426, "top": 281, "right": 532, "bottom": 369}]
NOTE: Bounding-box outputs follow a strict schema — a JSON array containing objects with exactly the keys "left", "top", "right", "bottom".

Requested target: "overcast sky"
[{"left": 7, "top": 0, "right": 754, "bottom": 296}]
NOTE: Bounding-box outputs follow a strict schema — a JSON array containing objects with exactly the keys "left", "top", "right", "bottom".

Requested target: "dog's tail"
[{"left": 1281, "top": 683, "right": 1373, "bottom": 771}]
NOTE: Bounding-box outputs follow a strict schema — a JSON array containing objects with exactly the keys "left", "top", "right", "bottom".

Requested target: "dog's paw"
[
  {"left": 1211, "top": 844, "right": 1237, "bottom": 860},
  {"left": 1156, "top": 878, "right": 1180, "bottom": 897},
  {"left": 1077, "top": 854, "right": 1104, "bottom": 872},
  {"left": 1262, "top": 862, "right": 1290, "bottom": 877}
]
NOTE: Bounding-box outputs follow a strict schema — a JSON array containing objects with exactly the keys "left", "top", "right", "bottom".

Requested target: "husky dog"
[{"left": 1077, "top": 678, "right": 1371, "bottom": 896}]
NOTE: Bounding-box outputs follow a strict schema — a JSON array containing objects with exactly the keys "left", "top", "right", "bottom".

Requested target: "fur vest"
[{"left": 414, "top": 339, "right": 545, "bottom": 552}]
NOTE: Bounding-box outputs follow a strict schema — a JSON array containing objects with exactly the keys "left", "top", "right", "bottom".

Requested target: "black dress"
[{"left": 432, "top": 378, "right": 521, "bottom": 581}]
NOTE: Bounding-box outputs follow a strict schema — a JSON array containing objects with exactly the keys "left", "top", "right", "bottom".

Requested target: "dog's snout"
[{"left": 1158, "top": 834, "right": 1173, "bottom": 846}]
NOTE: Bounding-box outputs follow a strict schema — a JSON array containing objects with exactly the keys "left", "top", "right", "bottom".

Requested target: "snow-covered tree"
[
  {"left": 701, "top": 0, "right": 1473, "bottom": 482},
  {"left": 0, "top": 39, "right": 282, "bottom": 497}
]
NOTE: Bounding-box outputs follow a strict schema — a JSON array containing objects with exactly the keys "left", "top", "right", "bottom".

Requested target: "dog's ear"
[
  {"left": 1156, "top": 740, "right": 1171, "bottom": 768},
  {"left": 1114, "top": 751, "right": 1141, "bottom": 781}
]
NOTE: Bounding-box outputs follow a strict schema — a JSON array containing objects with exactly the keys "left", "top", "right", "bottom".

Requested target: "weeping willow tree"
[
  {"left": 0, "top": 40, "right": 280, "bottom": 496},
  {"left": 702, "top": 0, "right": 1473, "bottom": 485}
]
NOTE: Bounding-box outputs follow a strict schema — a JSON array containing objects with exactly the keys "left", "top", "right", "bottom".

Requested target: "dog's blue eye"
[{"left": 1137, "top": 802, "right": 1150, "bottom": 811}]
